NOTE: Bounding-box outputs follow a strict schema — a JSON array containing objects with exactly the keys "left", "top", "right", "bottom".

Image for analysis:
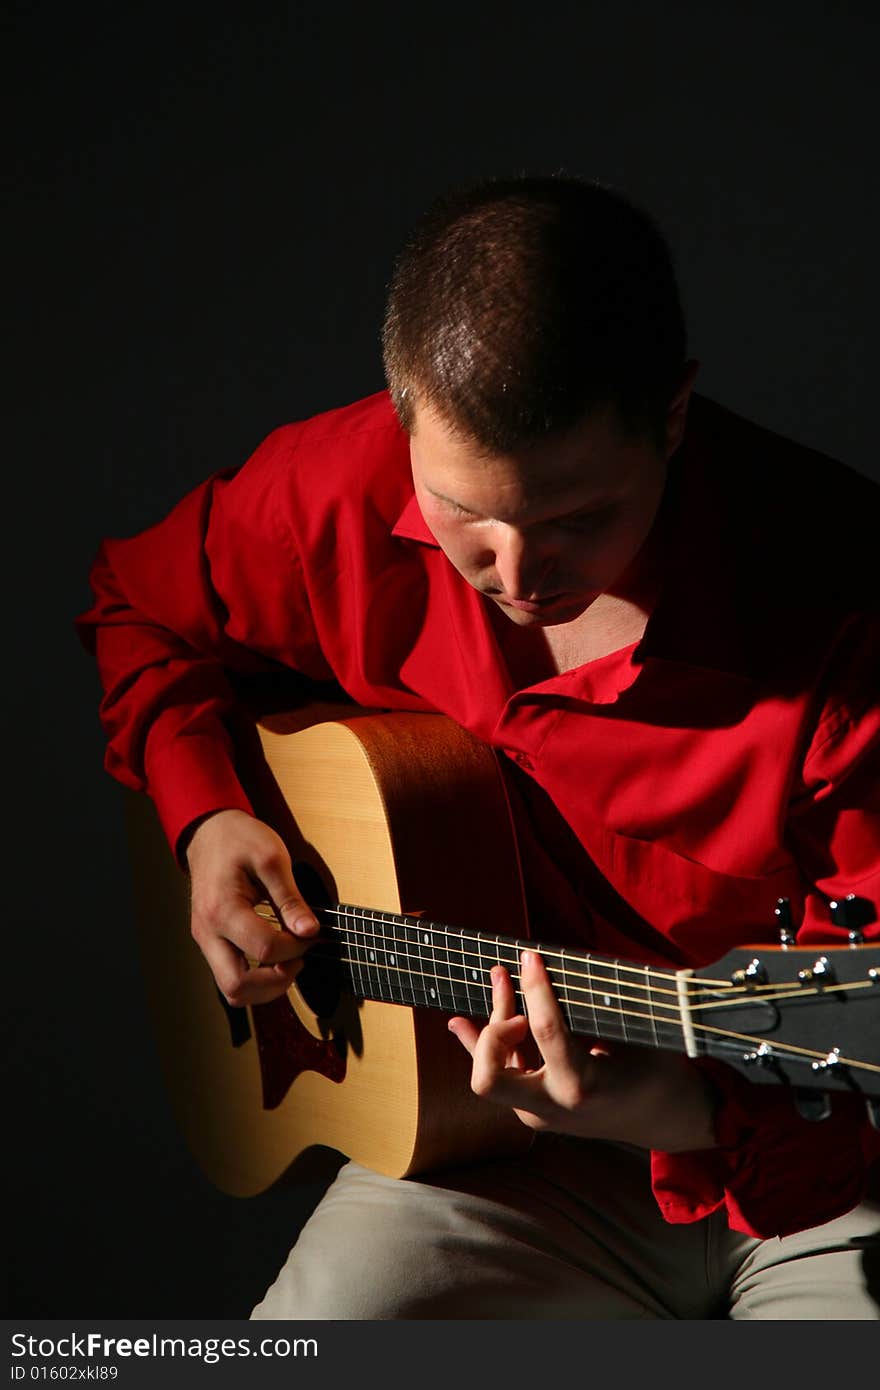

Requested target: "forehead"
[{"left": 409, "top": 404, "right": 650, "bottom": 521}]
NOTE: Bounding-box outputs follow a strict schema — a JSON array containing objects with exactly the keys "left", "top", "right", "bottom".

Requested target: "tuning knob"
[
  {"left": 732, "top": 958, "right": 767, "bottom": 990},
  {"left": 775, "top": 897, "right": 797, "bottom": 947},
  {"left": 829, "top": 894, "right": 876, "bottom": 944},
  {"left": 742, "top": 1042, "right": 775, "bottom": 1067},
  {"left": 811, "top": 1048, "right": 843, "bottom": 1077},
  {"left": 798, "top": 956, "right": 835, "bottom": 988}
]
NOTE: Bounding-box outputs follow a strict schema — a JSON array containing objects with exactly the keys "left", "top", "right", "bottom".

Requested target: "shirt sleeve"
[
  {"left": 75, "top": 426, "right": 335, "bottom": 859},
  {"left": 651, "top": 613, "right": 880, "bottom": 1238}
]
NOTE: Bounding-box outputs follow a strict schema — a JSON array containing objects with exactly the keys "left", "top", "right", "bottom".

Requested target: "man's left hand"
[{"left": 448, "top": 950, "right": 718, "bottom": 1153}]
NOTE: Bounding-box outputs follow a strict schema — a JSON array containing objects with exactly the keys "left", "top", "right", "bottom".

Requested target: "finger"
[
  {"left": 489, "top": 964, "right": 517, "bottom": 1023},
  {"left": 469, "top": 1015, "right": 532, "bottom": 1099},
  {"left": 487, "top": 964, "right": 540, "bottom": 1068},
  {"left": 519, "top": 950, "right": 582, "bottom": 1072},
  {"left": 248, "top": 854, "right": 320, "bottom": 938},
  {"left": 447, "top": 958, "right": 523, "bottom": 1051},
  {"left": 216, "top": 899, "right": 312, "bottom": 966},
  {"left": 447, "top": 1016, "right": 482, "bottom": 1052},
  {"left": 448, "top": 965, "right": 525, "bottom": 1060},
  {"left": 199, "top": 934, "right": 303, "bottom": 1007}
]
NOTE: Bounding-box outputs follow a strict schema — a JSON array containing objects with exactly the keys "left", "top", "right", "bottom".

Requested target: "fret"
[
  {"left": 614, "top": 960, "right": 629, "bottom": 1043},
  {"left": 335, "top": 905, "right": 360, "bottom": 999},
  {"left": 458, "top": 931, "right": 476, "bottom": 1018},
  {"left": 366, "top": 911, "right": 385, "bottom": 1003},
  {"left": 435, "top": 920, "right": 453, "bottom": 1012},
  {"left": 363, "top": 909, "right": 382, "bottom": 1002},
  {"left": 346, "top": 907, "right": 364, "bottom": 999},
  {"left": 622, "top": 961, "right": 657, "bottom": 1049},
  {"left": 475, "top": 932, "right": 493, "bottom": 1019},
  {"left": 449, "top": 928, "right": 476, "bottom": 1018},
  {"left": 588, "top": 957, "right": 624, "bottom": 1041},
  {"left": 585, "top": 952, "right": 601, "bottom": 1037},
  {"left": 445, "top": 924, "right": 462, "bottom": 1013},
  {"left": 386, "top": 916, "right": 407, "bottom": 1007},
  {"left": 418, "top": 920, "right": 442, "bottom": 1012},
  {"left": 644, "top": 964, "right": 660, "bottom": 1050},
  {"left": 550, "top": 948, "right": 592, "bottom": 1038},
  {"left": 401, "top": 914, "right": 427, "bottom": 1009},
  {"left": 496, "top": 935, "right": 524, "bottom": 1014},
  {"left": 555, "top": 947, "right": 573, "bottom": 1032},
  {"left": 382, "top": 912, "right": 402, "bottom": 1005},
  {"left": 374, "top": 910, "right": 393, "bottom": 1001},
  {"left": 377, "top": 915, "right": 391, "bottom": 1002}
]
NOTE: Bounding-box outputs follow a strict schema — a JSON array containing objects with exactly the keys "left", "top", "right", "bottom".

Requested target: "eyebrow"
[{"left": 425, "top": 487, "right": 479, "bottom": 514}]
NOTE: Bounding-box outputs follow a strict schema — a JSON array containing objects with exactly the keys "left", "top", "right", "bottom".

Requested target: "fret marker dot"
[
  {"left": 390, "top": 955, "right": 395, "bottom": 965},
  {"left": 471, "top": 970, "right": 478, "bottom": 980},
  {"left": 369, "top": 951, "right": 375, "bottom": 962},
  {"left": 423, "top": 933, "right": 430, "bottom": 944},
  {"left": 604, "top": 995, "right": 611, "bottom": 1006},
  {"left": 429, "top": 987, "right": 436, "bottom": 999}
]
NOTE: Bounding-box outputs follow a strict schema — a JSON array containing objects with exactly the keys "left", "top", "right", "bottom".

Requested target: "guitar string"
[
  {"left": 300, "top": 948, "right": 880, "bottom": 1076},
  {"left": 255, "top": 903, "right": 879, "bottom": 1014},
  {"left": 308, "top": 904, "right": 879, "bottom": 996},
  {"left": 307, "top": 931, "right": 871, "bottom": 1018},
  {"left": 257, "top": 911, "right": 873, "bottom": 1073},
  {"left": 250, "top": 905, "right": 880, "bottom": 1075}
]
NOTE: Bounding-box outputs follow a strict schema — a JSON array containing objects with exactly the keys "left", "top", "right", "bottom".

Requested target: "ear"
[{"left": 663, "top": 359, "right": 700, "bottom": 458}]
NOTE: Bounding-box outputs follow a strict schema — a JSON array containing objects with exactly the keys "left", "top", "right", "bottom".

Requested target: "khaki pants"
[{"left": 251, "top": 1136, "right": 880, "bottom": 1320}]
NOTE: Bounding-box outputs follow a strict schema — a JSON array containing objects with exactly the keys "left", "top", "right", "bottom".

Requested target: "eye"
[{"left": 557, "top": 503, "right": 617, "bottom": 533}]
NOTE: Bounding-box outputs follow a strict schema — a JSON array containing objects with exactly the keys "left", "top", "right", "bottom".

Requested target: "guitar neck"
[{"left": 315, "top": 904, "right": 688, "bottom": 1056}]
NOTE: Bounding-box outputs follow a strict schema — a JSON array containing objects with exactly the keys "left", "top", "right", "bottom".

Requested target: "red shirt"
[{"left": 76, "top": 390, "right": 880, "bottom": 1238}]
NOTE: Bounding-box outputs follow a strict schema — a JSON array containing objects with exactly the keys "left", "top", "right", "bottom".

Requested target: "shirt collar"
[{"left": 391, "top": 492, "right": 441, "bottom": 547}]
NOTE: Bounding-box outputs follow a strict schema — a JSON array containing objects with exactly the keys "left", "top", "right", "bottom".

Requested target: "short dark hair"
[{"left": 382, "top": 175, "right": 687, "bottom": 452}]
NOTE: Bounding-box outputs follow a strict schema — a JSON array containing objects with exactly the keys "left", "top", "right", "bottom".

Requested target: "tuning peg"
[
  {"left": 811, "top": 1048, "right": 843, "bottom": 1079},
  {"left": 797, "top": 956, "right": 834, "bottom": 988},
  {"left": 829, "top": 894, "right": 876, "bottom": 944},
  {"left": 793, "top": 1088, "right": 832, "bottom": 1122},
  {"left": 731, "top": 957, "right": 767, "bottom": 989},
  {"left": 775, "top": 897, "right": 797, "bottom": 946}
]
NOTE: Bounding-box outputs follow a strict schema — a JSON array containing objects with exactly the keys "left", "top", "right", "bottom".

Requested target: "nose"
[{"left": 491, "top": 524, "right": 556, "bottom": 599}]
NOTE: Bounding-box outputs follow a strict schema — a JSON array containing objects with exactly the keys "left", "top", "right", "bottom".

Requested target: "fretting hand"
[{"left": 448, "top": 950, "right": 719, "bottom": 1153}]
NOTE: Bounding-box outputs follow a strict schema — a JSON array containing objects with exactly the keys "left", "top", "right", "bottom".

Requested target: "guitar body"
[{"left": 125, "top": 709, "right": 532, "bottom": 1197}]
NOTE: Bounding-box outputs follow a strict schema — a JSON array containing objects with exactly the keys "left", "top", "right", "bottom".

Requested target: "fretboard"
[{"left": 312, "top": 904, "right": 688, "bottom": 1055}]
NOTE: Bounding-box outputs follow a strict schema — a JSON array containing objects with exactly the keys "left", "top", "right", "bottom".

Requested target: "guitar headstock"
[{"left": 690, "top": 919, "right": 880, "bottom": 1126}]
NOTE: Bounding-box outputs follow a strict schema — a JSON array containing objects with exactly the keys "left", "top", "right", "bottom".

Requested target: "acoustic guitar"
[{"left": 125, "top": 707, "right": 880, "bottom": 1198}]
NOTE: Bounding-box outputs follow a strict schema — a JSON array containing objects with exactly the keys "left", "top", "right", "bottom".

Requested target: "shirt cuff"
[
  {"left": 144, "top": 732, "right": 255, "bottom": 862},
  {"left": 650, "top": 1057, "right": 876, "bottom": 1238}
]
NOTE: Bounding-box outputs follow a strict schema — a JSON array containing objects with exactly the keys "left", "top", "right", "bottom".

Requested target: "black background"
[{"left": 8, "top": 0, "right": 879, "bottom": 1318}]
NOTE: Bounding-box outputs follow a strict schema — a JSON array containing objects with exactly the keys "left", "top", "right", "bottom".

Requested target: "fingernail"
[
  {"left": 520, "top": 950, "right": 533, "bottom": 969},
  {"left": 292, "top": 913, "right": 319, "bottom": 935}
]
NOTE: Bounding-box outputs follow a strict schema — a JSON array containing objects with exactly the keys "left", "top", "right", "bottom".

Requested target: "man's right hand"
[{"left": 185, "top": 809, "right": 319, "bottom": 1006}]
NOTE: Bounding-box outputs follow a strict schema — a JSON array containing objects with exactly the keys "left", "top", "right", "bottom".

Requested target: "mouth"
[{"left": 497, "top": 592, "right": 571, "bottom": 614}]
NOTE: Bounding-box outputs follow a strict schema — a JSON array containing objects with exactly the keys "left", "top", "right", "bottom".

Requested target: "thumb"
[{"left": 260, "top": 864, "right": 321, "bottom": 938}]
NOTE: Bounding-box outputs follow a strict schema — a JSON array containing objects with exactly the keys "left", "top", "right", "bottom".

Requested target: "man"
[{"left": 77, "top": 176, "right": 880, "bottom": 1318}]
